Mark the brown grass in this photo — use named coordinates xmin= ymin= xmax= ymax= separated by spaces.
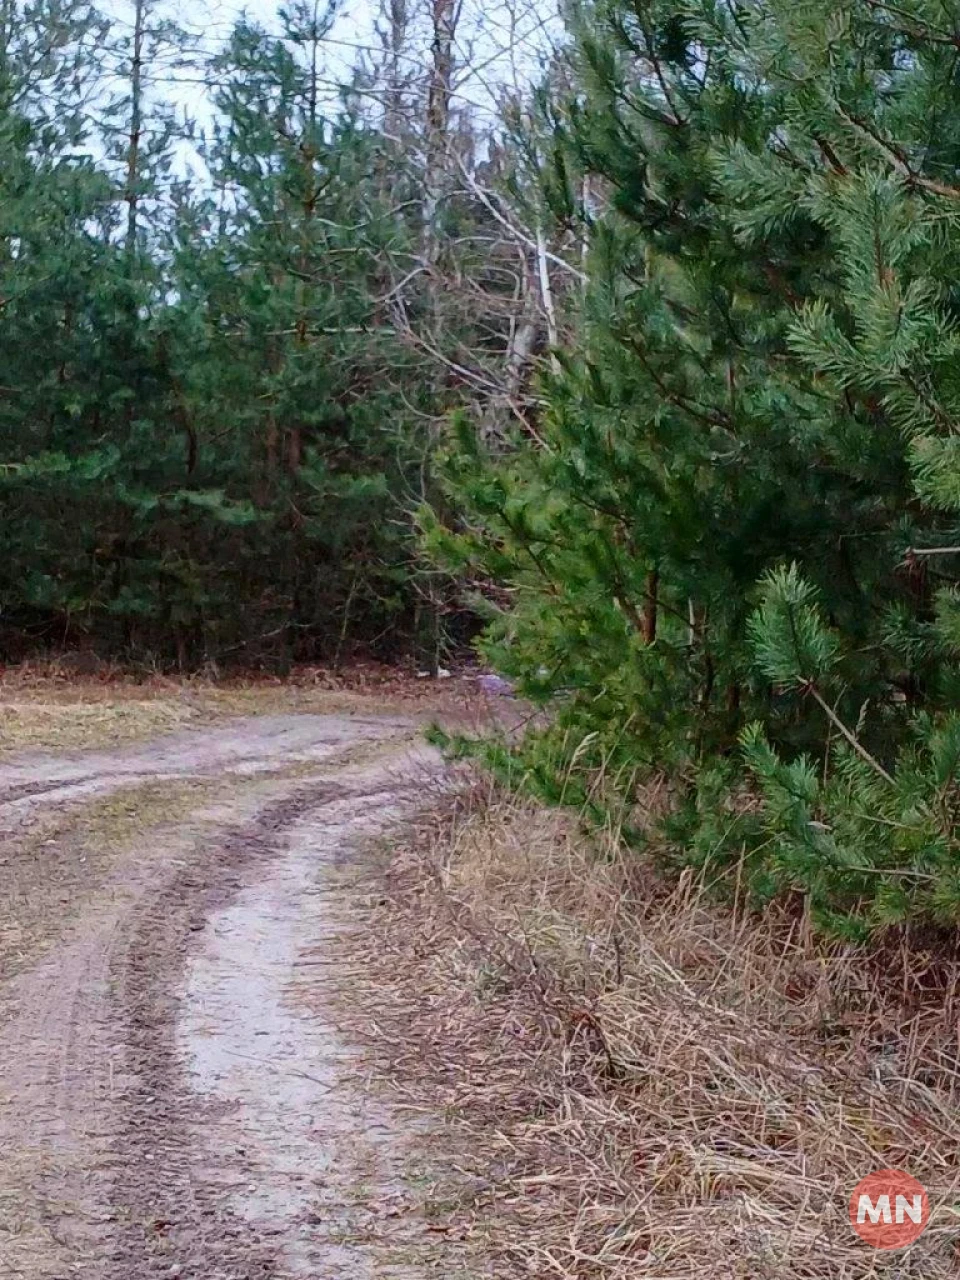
xmin=0 ymin=659 xmax=486 ymax=754
xmin=0 ymin=697 xmax=207 ymax=753
xmin=341 ymin=777 xmax=960 ymax=1278
xmin=0 ymin=777 xmax=220 ymax=979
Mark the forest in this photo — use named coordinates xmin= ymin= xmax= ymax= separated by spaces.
xmin=0 ymin=0 xmax=520 ymax=670
xmin=7 ymin=0 xmax=960 ymax=933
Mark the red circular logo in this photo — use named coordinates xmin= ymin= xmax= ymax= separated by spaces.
xmin=849 ymin=1169 xmax=929 ymax=1249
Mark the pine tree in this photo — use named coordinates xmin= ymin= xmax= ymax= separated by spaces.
xmin=429 ymin=0 xmax=960 ymax=932
xmin=0 ymin=0 xmax=453 ymax=667
xmin=0 ymin=0 xmax=124 ymax=650
xmin=160 ymin=6 xmax=434 ymax=665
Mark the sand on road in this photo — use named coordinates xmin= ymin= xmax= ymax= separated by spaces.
xmin=0 ymin=711 xmax=448 ymax=1279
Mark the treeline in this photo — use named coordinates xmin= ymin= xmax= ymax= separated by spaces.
xmin=0 ymin=0 xmax=532 ymax=668
xmin=428 ymin=0 xmax=960 ymax=935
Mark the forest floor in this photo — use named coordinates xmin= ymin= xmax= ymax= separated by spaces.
xmin=361 ymin=793 xmax=960 ymax=1279
xmin=0 ymin=669 xmax=493 ymax=1279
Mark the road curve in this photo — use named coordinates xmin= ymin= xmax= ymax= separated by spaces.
xmin=0 ymin=712 xmax=445 ymax=1279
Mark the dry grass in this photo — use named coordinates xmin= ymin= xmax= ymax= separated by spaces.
xmin=341 ymin=778 xmax=960 ymax=1278
xmin=0 ymin=697 xmax=206 ymax=754
xmin=0 ymin=659 xmax=486 ymax=754
xmin=0 ymin=777 xmax=220 ymax=978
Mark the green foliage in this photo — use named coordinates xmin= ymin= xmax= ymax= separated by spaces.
xmin=0 ymin=0 xmax=437 ymax=667
xmin=429 ymin=0 xmax=960 ymax=934
xmin=731 ymin=712 xmax=960 ymax=937
xmin=748 ymin=566 xmax=839 ymax=690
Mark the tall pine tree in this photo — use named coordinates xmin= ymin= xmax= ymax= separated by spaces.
xmin=428 ymin=0 xmax=960 ymax=934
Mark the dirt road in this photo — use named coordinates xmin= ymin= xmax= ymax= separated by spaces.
xmin=0 ymin=712 xmax=448 ymax=1278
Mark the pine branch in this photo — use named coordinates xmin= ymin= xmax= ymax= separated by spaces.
xmin=804 ymin=683 xmax=895 ymax=786
xmin=833 ymin=103 xmax=960 ymax=201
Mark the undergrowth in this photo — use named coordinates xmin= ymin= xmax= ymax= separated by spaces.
xmin=348 ymin=776 xmax=960 ymax=1277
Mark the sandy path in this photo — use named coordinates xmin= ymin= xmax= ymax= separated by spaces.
xmin=0 ymin=713 xmax=445 ymax=1278
xmin=0 ymin=713 xmax=411 ymax=817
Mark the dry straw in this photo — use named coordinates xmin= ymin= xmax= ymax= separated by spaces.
xmin=344 ymin=769 xmax=960 ymax=1278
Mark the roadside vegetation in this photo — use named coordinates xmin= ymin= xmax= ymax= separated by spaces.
xmin=346 ymin=782 xmax=960 ymax=1277
xmin=0 ymin=661 xmax=480 ymax=753
xmin=426 ymin=0 xmax=960 ymax=939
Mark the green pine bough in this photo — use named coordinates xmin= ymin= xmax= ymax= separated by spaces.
xmin=427 ymin=0 xmax=960 ymax=937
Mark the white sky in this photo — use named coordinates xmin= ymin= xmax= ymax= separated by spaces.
xmin=122 ymin=0 xmax=561 ymax=130
xmin=89 ymin=0 xmax=561 ymax=203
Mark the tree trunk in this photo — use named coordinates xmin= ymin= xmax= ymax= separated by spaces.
xmin=124 ymin=0 xmax=145 ymax=261
xmin=642 ymin=569 xmax=659 ymax=645
xmin=423 ymin=0 xmax=456 ymax=255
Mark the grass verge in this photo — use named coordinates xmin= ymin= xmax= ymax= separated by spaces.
xmin=339 ymin=777 xmax=960 ymax=1278
xmin=0 ymin=659 xmax=485 ymax=754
